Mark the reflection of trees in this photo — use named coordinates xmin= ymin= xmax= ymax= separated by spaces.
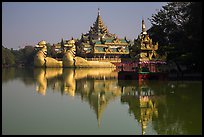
xmin=2 ymin=67 xmax=35 ymax=85
xmin=18 ymin=68 xmax=35 ymax=86
xmin=2 ymin=68 xmax=15 ymax=83
xmin=120 ymin=80 xmax=202 ymax=135
xmin=153 ymin=81 xmax=202 ymax=135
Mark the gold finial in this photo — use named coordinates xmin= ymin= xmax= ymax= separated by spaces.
xmin=142 ymin=18 xmax=146 ymax=32
xmin=98 ymin=8 xmax=100 ymax=16
xmin=141 ymin=18 xmax=147 ymax=35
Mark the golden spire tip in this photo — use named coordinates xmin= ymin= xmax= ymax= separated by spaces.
xmin=98 ymin=8 xmax=100 ymax=15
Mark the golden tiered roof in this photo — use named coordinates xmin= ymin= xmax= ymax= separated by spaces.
xmin=131 ymin=19 xmax=164 ymax=62
xmin=75 ymin=8 xmax=130 ymax=58
xmin=139 ymin=19 xmax=157 ymax=50
xmin=87 ymin=8 xmax=116 ymax=40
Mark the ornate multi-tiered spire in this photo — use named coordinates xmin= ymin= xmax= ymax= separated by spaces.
xmin=96 ymin=9 xmax=107 ymax=32
xmin=88 ymin=8 xmax=115 ymax=40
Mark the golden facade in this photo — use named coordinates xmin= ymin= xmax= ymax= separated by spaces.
xmin=34 ymin=9 xmax=165 ymax=68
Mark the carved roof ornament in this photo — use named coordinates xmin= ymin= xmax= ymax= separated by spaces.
xmin=35 ymin=40 xmax=47 ymax=48
xmin=113 ymin=37 xmax=121 ymax=43
xmin=141 ymin=18 xmax=147 ymax=35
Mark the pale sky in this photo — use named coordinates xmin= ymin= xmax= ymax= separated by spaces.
xmin=2 ymin=2 xmax=167 ymax=49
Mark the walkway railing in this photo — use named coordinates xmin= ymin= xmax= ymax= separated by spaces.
xmin=85 ymin=58 xmax=121 ymax=62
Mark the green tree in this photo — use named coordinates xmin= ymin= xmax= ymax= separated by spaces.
xmin=148 ymin=2 xmax=202 ymax=72
xmin=46 ymin=43 xmax=52 ymax=57
xmin=2 ymin=46 xmax=15 ymax=66
xmin=10 ymin=45 xmax=36 ymax=67
xmin=61 ymin=38 xmax=64 ymax=47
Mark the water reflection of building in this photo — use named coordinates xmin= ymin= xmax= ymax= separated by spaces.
xmin=76 ymin=78 xmax=121 ymax=127
xmin=34 ymin=68 xmax=168 ymax=132
xmin=4 ymin=67 xmax=201 ymax=134
xmin=34 ymin=68 xmax=47 ymax=96
xmin=34 ymin=67 xmax=120 ymax=126
xmin=62 ymin=69 xmax=76 ymax=96
xmin=119 ymin=80 xmax=166 ymax=135
xmin=34 ymin=68 xmax=118 ymax=95
xmin=34 ymin=68 xmax=63 ymax=95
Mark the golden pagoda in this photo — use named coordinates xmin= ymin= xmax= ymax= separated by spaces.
xmin=128 ymin=19 xmax=167 ymax=73
xmin=131 ymin=19 xmax=162 ymax=62
xmin=75 ymin=8 xmax=130 ymax=59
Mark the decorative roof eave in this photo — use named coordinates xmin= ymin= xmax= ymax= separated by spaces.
xmin=94 ymin=44 xmax=108 ymax=47
xmin=94 ymin=51 xmax=129 ymax=54
xmin=105 ymin=42 xmax=128 ymax=45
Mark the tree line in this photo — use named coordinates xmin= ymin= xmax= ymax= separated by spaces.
xmin=147 ymin=2 xmax=202 ymax=72
xmin=2 ymin=43 xmax=52 ymax=67
xmin=2 ymin=45 xmax=36 ymax=67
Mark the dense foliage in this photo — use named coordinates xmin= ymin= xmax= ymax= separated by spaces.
xmin=2 ymin=46 xmax=15 ymax=66
xmin=2 ymin=45 xmax=37 ymax=67
xmin=2 ymin=43 xmax=53 ymax=67
xmin=147 ymin=2 xmax=202 ymax=72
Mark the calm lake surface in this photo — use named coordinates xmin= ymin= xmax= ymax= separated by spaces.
xmin=2 ymin=67 xmax=202 ymax=135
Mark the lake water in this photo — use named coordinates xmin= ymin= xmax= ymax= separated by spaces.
xmin=2 ymin=67 xmax=202 ymax=135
